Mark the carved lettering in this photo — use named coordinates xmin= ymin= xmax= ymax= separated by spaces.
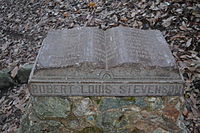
xmin=134 ymin=85 xmax=140 ymax=93
xmin=119 ymin=85 xmax=126 ymax=94
xmin=30 ymin=83 xmax=183 ymax=96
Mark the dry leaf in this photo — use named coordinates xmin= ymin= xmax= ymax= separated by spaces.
xmin=2 ymin=42 xmax=10 ymax=51
xmin=11 ymin=66 xmax=19 ymax=78
xmin=63 ymin=12 xmax=69 ymax=17
xmin=183 ymin=107 xmax=189 ymax=117
xmin=162 ymin=16 xmax=175 ymax=27
xmin=88 ymin=2 xmax=96 ymax=8
xmin=179 ymin=22 xmax=188 ymax=31
xmin=121 ymin=17 xmax=128 ymax=22
xmin=186 ymin=38 xmax=192 ymax=47
xmin=15 ymin=103 xmax=25 ymax=112
xmin=192 ymin=11 xmax=200 ymax=18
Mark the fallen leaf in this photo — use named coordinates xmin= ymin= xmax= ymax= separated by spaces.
xmin=88 ymin=2 xmax=96 ymax=8
xmin=121 ymin=17 xmax=128 ymax=22
xmin=186 ymin=38 xmax=192 ymax=47
xmin=2 ymin=42 xmax=10 ymax=51
xmin=183 ymin=107 xmax=189 ymax=117
xmin=179 ymin=22 xmax=188 ymax=31
xmin=63 ymin=12 xmax=69 ymax=17
xmin=192 ymin=11 xmax=200 ymax=18
xmin=162 ymin=16 xmax=175 ymax=27
xmin=15 ymin=103 xmax=25 ymax=112
xmin=11 ymin=66 xmax=19 ymax=78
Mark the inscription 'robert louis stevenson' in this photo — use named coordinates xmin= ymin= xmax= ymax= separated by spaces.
xmin=30 ymin=83 xmax=183 ymax=96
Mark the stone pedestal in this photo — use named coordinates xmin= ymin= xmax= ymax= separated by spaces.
xmin=19 ymin=27 xmax=186 ymax=133
xmin=18 ymin=96 xmax=187 ymax=133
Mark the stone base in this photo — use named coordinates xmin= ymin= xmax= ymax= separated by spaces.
xmin=18 ymin=96 xmax=187 ymax=133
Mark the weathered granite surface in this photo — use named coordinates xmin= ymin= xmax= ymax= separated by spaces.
xmin=18 ymin=96 xmax=187 ymax=133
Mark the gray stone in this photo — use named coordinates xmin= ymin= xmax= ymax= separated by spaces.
xmin=97 ymin=111 xmax=127 ymax=132
xmin=33 ymin=97 xmax=71 ymax=119
xmin=0 ymin=71 xmax=14 ymax=89
xmin=29 ymin=26 xmax=184 ymax=96
xmin=147 ymin=97 xmax=164 ymax=110
xmin=134 ymin=97 xmax=148 ymax=108
xmin=16 ymin=64 xmax=33 ymax=83
xmin=17 ymin=105 xmax=68 ymax=133
xmin=99 ymin=97 xmax=136 ymax=111
xmin=68 ymin=120 xmax=79 ymax=129
xmin=74 ymin=98 xmax=96 ymax=116
xmin=19 ymin=115 xmax=63 ymax=133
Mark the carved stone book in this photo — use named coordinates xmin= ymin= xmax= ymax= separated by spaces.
xmin=29 ymin=26 xmax=184 ymax=96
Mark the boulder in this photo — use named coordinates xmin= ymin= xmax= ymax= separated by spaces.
xmin=16 ymin=64 xmax=33 ymax=84
xmin=0 ymin=71 xmax=14 ymax=90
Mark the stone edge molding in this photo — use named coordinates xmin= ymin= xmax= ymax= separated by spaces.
xmin=29 ymin=82 xmax=184 ymax=96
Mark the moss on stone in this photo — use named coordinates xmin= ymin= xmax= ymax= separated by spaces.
xmin=78 ymin=126 xmax=103 ymax=133
xmin=130 ymin=128 xmax=145 ymax=133
xmin=122 ymin=97 xmax=136 ymax=101
xmin=95 ymin=99 xmax=101 ymax=105
xmin=86 ymin=96 xmax=102 ymax=105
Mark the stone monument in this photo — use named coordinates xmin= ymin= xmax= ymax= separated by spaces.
xmin=29 ymin=26 xmax=183 ymax=96
xmin=18 ymin=26 xmax=186 ymax=133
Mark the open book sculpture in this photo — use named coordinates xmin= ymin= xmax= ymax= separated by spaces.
xmin=29 ymin=26 xmax=184 ymax=96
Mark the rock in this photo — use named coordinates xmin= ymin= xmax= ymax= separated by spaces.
xmin=147 ymin=97 xmax=164 ymax=110
xmin=162 ymin=105 xmax=180 ymax=122
xmin=68 ymin=120 xmax=79 ymax=129
xmin=33 ymin=97 xmax=71 ymax=119
xmin=18 ymin=112 xmax=64 ymax=133
xmin=86 ymin=115 xmax=95 ymax=124
xmin=78 ymin=126 xmax=103 ymax=133
xmin=99 ymin=97 xmax=136 ymax=112
xmin=16 ymin=64 xmax=33 ymax=84
xmin=134 ymin=97 xmax=148 ymax=109
xmin=97 ymin=111 xmax=127 ymax=132
xmin=0 ymin=71 xmax=14 ymax=89
xmin=19 ymin=96 xmax=186 ymax=133
xmin=74 ymin=98 xmax=97 ymax=116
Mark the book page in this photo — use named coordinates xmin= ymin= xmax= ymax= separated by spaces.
xmin=118 ymin=26 xmax=152 ymax=66
xmin=106 ymin=26 xmax=176 ymax=67
xmin=38 ymin=27 xmax=106 ymax=68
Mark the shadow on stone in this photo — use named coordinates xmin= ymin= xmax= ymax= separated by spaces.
xmin=78 ymin=126 xmax=103 ymax=133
